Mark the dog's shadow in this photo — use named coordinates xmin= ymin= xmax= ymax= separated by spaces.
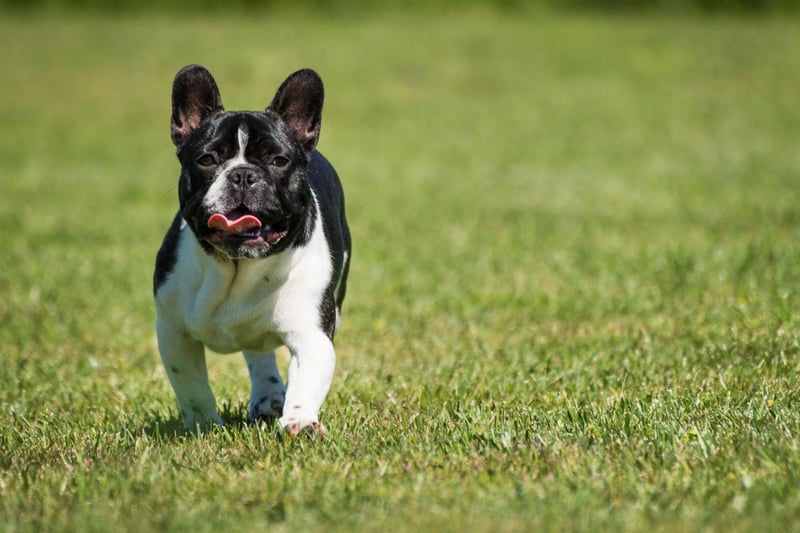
xmin=138 ymin=401 xmax=280 ymax=441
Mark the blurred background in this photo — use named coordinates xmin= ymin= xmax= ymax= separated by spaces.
xmin=1 ymin=0 xmax=798 ymax=13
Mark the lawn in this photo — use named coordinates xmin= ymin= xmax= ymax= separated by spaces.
xmin=1 ymin=7 xmax=799 ymax=532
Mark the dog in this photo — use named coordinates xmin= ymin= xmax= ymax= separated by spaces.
xmin=153 ymin=65 xmax=350 ymax=436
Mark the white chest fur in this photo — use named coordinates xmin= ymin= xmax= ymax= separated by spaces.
xmin=155 ymin=208 xmax=333 ymax=354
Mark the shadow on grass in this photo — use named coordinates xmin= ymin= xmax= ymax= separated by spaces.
xmin=138 ymin=401 xmax=281 ymax=440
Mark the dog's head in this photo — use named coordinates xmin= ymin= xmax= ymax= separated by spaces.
xmin=170 ymin=65 xmax=324 ymax=260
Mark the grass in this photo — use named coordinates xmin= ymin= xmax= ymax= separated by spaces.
xmin=1 ymin=7 xmax=799 ymax=532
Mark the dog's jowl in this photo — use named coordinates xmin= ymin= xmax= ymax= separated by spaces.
xmin=153 ymin=65 xmax=350 ymax=436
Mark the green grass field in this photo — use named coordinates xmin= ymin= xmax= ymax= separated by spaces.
xmin=1 ymin=8 xmax=799 ymax=532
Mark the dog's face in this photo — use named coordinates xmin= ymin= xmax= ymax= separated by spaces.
xmin=170 ymin=65 xmax=324 ymax=259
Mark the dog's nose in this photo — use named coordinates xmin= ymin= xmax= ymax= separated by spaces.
xmin=227 ymin=168 xmax=259 ymax=187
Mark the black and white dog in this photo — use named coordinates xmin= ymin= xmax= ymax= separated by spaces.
xmin=153 ymin=65 xmax=350 ymax=436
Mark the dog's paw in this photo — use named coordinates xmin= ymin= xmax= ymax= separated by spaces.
xmin=181 ymin=407 xmax=224 ymax=432
xmin=248 ymin=388 xmax=286 ymax=422
xmin=279 ymin=403 xmax=325 ymax=436
xmin=283 ymin=420 xmax=327 ymax=437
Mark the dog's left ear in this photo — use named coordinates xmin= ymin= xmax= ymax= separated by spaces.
xmin=267 ymin=69 xmax=324 ymax=153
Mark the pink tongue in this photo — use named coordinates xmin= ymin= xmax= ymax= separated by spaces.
xmin=208 ymin=213 xmax=262 ymax=234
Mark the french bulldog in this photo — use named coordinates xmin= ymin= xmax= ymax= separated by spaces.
xmin=153 ymin=65 xmax=350 ymax=436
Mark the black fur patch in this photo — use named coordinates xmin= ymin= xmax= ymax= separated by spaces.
xmin=305 ymin=151 xmax=351 ymax=338
xmin=153 ymin=213 xmax=184 ymax=294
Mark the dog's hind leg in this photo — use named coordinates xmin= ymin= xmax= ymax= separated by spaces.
xmin=244 ymin=350 xmax=286 ymax=421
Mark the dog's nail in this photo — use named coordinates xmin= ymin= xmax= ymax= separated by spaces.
xmin=284 ymin=421 xmax=327 ymax=437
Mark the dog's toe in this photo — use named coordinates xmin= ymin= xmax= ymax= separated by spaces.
xmin=285 ymin=421 xmax=327 ymax=437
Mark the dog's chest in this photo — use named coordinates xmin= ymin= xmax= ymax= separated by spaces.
xmin=157 ymin=223 xmax=331 ymax=354
xmin=188 ymin=280 xmax=284 ymax=353
xmin=178 ymin=258 xmax=288 ymax=353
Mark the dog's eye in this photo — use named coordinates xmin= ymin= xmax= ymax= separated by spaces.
xmin=196 ymin=154 xmax=218 ymax=167
xmin=270 ymin=155 xmax=290 ymax=168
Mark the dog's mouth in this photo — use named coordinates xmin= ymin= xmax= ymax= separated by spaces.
xmin=205 ymin=208 xmax=290 ymax=248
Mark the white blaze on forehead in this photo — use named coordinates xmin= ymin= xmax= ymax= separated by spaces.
xmin=237 ymin=125 xmax=249 ymax=156
xmin=202 ymin=123 xmax=250 ymax=211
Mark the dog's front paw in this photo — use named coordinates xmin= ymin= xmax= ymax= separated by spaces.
xmin=278 ymin=391 xmax=328 ymax=437
xmin=283 ymin=420 xmax=327 ymax=437
xmin=280 ymin=408 xmax=326 ymax=436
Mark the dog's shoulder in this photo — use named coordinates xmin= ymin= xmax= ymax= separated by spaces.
xmin=305 ymin=150 xmax=351 ymax=337
xmin=153 ymin=212 xmax=185 ymax=295
xmin=306 ymin=151 xmax=343 ymax=210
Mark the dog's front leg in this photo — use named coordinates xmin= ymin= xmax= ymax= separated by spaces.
xmin=156 ymin=319 xmax=223 ymax=430
xmin=279 ymin=331 xmax=336 ymax=436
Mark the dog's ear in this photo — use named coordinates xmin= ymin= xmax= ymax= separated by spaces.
xmin=267 ymin=69 xmax=324 ymax=153
xmin=171 ymin=65 xmax=224 ymax=148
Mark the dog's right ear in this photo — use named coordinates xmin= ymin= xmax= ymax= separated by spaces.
xmin=171 ymin=65 xmax=224 ymax=148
